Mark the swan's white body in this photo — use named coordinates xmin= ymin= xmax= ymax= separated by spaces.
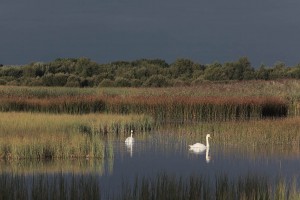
xmin=189 ymin=134 xmax=211 ymax=153
xmin=125 ymin=130 xmax=134 ymax=144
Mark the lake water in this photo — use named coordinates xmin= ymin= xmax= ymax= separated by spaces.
xmin=103 ymin=133 xmax=300 ymax=186
xmin=1 ymin=131 xmax=300 ymax=198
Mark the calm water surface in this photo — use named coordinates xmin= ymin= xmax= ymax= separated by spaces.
xmin=1 ymin=131 xmax=300 ymax=197
xmin=102 ymin=133 xmax=300 ymax=186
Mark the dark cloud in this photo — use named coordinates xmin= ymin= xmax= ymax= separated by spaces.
xmin=1 ymin=0 xmax=300 ymax=66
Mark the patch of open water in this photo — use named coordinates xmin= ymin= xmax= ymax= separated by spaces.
xmin=99 ymin=133 xmax=300 ymax=195
xmin=1 ymin=132 xmax=299 ymax=198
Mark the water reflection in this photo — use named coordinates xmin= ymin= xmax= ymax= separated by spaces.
xmin=0 ymin=159 xmax=111 ymax=175
xmin=125 ymin=142 xmax=133 ymax=157
xmin=1 ymin=131 xmax=300 ymax=197
xmin=189 ymin=146 xmax=211 ymax=163
xmin=117 ymin=132 xmax=299 ymax=180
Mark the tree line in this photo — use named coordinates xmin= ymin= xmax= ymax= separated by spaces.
xmin=1 ymin=57 xmax=300 ymax=87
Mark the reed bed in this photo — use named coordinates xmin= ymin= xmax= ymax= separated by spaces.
xmin=172 ymin=116 xmax=300 ymax=158
xmin=1 ymin=81 xmax=298 ymax=121
xmin=0 ymin=85 xmax=96 ymax=98
xmin=0 ymin=112 xmax=153 ymax=160
xmin=0 ymin=95 xmax=288 ymax=122
xmin=0 ymin=173 xmax=298 ymax=200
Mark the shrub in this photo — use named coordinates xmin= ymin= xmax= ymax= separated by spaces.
xmin=99 ymin=79 xmax=115 ymax=87
xmin=143 ymin=75 xmax=170 ymax=87
xmin=115 ymin=77 xmax=131 ymax=87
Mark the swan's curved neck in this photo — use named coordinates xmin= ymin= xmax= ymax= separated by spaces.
xmin=131 ymin=133 xmax=133 ymax=138
xmin=206 ymin=136 xmax=210 ymax=148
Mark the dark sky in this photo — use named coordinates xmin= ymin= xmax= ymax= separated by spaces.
xmin=1 ymin=0 xmax=300 ymax=67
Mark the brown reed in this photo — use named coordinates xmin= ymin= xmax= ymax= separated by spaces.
xmin=0 ymin=94 xmax=289 ymax=123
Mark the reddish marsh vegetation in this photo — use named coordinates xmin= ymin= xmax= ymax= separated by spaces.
xmin=0 ymin=94 xmax=288 ymax=122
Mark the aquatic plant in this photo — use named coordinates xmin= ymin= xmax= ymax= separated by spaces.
xmin=0 ymin=173 xmax=298 ymax=200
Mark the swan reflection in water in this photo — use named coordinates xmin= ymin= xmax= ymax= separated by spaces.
xmin=125 ymin=142 xmax=133 ymax=157
xmin=189 ymin=145 xmax=211 ymax=163
xmin=189 ymin=134 xmax=211 ymax=163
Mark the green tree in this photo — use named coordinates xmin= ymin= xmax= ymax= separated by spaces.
xmin=256 ymin=65 xmax=270 ymax=80
xmin=269 ymin=62 xmax=288 ymax=79
xmin=170 ymin=58 xmax=195 ymax=79
xmin=114 ymin=77 xmax=131 ymax=87
xmin=65 ymin=75 xmax=81 ymax=87
xmin=143 ymin=75 xmax=170 ymax=87
xmin=203 ymin=62 xmax=228 ymax=81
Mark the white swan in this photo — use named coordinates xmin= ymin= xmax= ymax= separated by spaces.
xmin=189 ymin=134 xmax=211 ymax=153
xmin=125 ymin=130 xmax=134 ymax=144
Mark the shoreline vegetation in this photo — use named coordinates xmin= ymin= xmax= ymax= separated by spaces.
xmin=0 ymin=112 xmax=152 ymax=160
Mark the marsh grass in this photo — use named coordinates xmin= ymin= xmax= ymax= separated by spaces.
xmin=1 ymin=173 xmax=296 ymax=200
xmin=0 ymin=95 xmax=288 ymax=122
xmin=0 ymin=112 xmax=153 ymax=160
xmin=0 ymin=84 xmax=292 ymax=122
xmin=164 ymin=116 xmax=300 ymax=158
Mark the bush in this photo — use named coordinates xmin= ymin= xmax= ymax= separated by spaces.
xmin=115 ymin=77 xmax=131 ymax=87
xmin=99 ymin=79 xmax=115 ymax=87
xmin=143 ymin=75 xmax=170 ymax=87
xmin=0 ymin=79 xmax=7 ymax=85
xmin=65 ymin=75 xmax=81 ymax=87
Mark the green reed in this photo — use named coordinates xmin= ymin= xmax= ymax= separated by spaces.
xmin=0 ymin=173 xmax=298 ymax=200
xmin=0 ymin=112 xmax=153 ymax=160
xmin=166 ymin=116 xmax=300 ymax=158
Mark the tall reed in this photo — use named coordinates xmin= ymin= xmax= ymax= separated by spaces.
xmin=172 ymin=116 xmax=300 ymax=158
xmin=0 ymin=112 xmax=153 ymax=160
xmin=1 ymin=83 xmax=297 ymax=122
xmin=0 ymin=95 xmax=288 ymax=122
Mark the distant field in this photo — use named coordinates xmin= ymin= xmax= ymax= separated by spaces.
xmin=1 ymin=79 xmax=300 ymax=98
